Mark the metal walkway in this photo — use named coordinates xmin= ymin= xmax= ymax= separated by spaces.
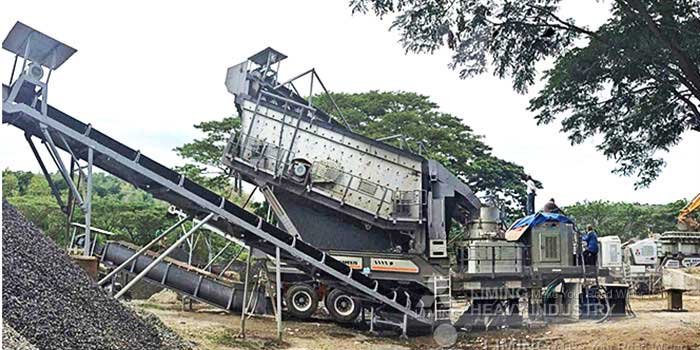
xmin=2 ymin=84 xmax=431 ymax=325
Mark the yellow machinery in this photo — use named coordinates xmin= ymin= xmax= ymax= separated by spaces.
xmin=678 ymin=193 xmax=700 ymax=231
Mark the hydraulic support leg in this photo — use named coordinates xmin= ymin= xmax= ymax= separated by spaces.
xmin=261 ymin=185 xmax=300 ymax=238
xmin=401 ymin=314 xmax=408 ymax=339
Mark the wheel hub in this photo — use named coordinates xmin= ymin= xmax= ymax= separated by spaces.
xmin=292 ymin=290 xmax=313 ymax=312
xmin=334 ymin=295 xmax=355 ymax=317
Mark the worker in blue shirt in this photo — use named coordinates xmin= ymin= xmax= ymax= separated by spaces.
xmin=581 ymin=225 xmax=599 ymax=266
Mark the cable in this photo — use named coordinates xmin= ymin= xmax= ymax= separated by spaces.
xmin=595 ymin=285 xmax=611 ymax=323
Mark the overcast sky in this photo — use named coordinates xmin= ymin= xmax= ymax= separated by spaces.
xmin=1 ymin=1 xmax=697 ymax=206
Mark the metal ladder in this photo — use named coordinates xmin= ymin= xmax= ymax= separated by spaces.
xmin=433 ymin=273 xmax=452 ymax=321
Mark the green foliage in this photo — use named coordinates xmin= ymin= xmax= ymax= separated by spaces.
xmin=173 ymin=117 xmax=240 ymax=193
xmin=2 ymin=169 xmax=35 ymax=194
xmin=3 ymin=169 xmax=175 ymax=248
xmin=350 ymin=0 xmax=700 ymax=187
xmin=6 ymin=194 xmax=68 ymax=245
xmin=2 ymin=167 xmax=254 ymax=267
xmin=2 ymin=170 xmax=19 ymax=196
xmin=313 ymin=91 xmax=532 ymax=219
xmin=2 ymin=115 xmax=254 ymax=268
xmin=564 ymin=199 xmax=687 ymax=241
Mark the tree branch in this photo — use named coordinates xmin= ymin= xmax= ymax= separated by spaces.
xmin=526 ymin=4 xmax=607 ymax=43
xmin=670 ymin=89 xmax=700 ymax=131
xmin=620 ymin=0 xmax=700 ymax=101
xmin=666 ymin=65 xmax=700 ymax=98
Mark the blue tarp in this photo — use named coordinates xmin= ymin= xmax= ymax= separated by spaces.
xmin=505 ymin=212 xmax=575 ymax=241
xmin=510 ymin=212 xmax=574 ymax=229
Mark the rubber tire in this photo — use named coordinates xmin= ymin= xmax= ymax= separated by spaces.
xmin=285 ymin=284 xmax=319 ymax=320
xmin=325 ymin=289 xmax=361 ymax=323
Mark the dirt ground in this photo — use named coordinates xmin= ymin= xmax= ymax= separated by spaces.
xmin=131 ymin=294 xmax=700 ymax=350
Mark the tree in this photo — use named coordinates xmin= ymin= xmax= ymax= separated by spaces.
xmin=2 ymin=169 xmax=19 ymax=197
xmin=26 ymin=174 xmax=52 ymax=196
xmin=350 ymin=0 xmax=700 ymax=187
xmin=313 ymin=91 xmax=533 ymax=219
xmin=564 ymin=199 xmax=687 ymax=241
xmin=4 ymin=170 xmax=176 ymax=247
xmin=174 ymin=117 xmax=240 ymax=193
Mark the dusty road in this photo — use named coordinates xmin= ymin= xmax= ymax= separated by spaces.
xmin=132 ymin=293 xmax=700 ymax=350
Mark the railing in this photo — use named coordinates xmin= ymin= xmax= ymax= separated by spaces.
xmin=226 ymin=131 xmax=424 ymax=223
xmin=455 ymin=243 xmax=531 ymax=277
xmin=229 ymin=131 xmax=293 ymax=178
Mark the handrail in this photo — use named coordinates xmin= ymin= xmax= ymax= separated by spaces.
xmin=230 ymin=132 xmax=425 ymax=222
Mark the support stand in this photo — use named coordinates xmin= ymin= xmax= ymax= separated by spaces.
xmin=666 ymin=289 xmax=686 ymax=312
xmin=84 ymin=147 xmax=93 ymax=257
xmin=97 ymin=215 xmax=191 ymax=286
xmin=401 ymin=314 xmax=408 ymax=339
xmin=275 ymin=246 xmax=283 ymax=341
xmin=114 ymin=213 xmax=214 ymax=299
xmin=238 ymin=247 xmax=254 ymax=338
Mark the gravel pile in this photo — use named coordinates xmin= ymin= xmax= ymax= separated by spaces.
xmin=2 ymin=200 xmax=188 ymax=350
xmin=148 ymin=289 xmax=180 ymax=304
xmin=3 ymin=322 xmax=39 ymax=350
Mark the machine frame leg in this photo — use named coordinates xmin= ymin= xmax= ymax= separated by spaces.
xmin=203 ymin=241 xmax=232 ymax=271
xmin=84 ymin=147 xmax=93 ymax=256
xmin=114 ymin=213 xmax=214 ymax=299
xmin=98 ymin=215 xmax=192 ymax=286
xmin=276 ymin=246 xmax=283 ymax=341
xmin=400 ymin=314 xmax=408 ymax=339
xmin=238 ymin=246 xmax=254 ymax=338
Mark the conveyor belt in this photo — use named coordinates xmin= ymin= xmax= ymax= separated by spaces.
xmin=2 ymin=83 xmax=431 ymax=325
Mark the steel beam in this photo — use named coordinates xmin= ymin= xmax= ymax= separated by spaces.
xmin=239 ymin=246 xmax=253 ymax=338
xmin=261 ymin=186 xmax=300 ymax=238
xmin=218 ymin=246 xmax=245 ymax=278
xmin=25 ymin=134 xmax=65 ymax=211
xmin=203 ymin=241 xmax=232 ymax=271
xmin=115 ymin=213 xmax=214 ymax=299
xmin=98 ymin=215 xmax=192 ymax=286
xmin=276 ymin=246 xmax=283 ymax=340
xmin=40 ymin=126 xmax=84 ymax=208
xmin=3 ymin=101 xmax=430 ymax=324
xmin=84 ymin=147 xmax=93 ymax=256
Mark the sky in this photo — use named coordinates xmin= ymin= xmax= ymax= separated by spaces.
xmin=1 ymin=1 xmax=697 ymax=206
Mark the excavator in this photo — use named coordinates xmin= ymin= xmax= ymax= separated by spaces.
xmin=677 ymin=193 xmax=700 ymax=232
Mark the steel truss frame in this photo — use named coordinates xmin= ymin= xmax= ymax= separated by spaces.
xmin=3 ymin=33 xmax=434 ymax=329
xmin=3 ymin=96 xmax=430 ymax=323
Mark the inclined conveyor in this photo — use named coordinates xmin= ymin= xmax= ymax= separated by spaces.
xmin=2 ymin=66 xmax=430 ymax=327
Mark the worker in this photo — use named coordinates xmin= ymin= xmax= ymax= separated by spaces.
xmin=525 ymin=175 xmax=537 ymax=215
xmin=581 ymin=225 xmax=599 ymax=266
xmin=542 ymin=198 xmax=561 ymax=214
